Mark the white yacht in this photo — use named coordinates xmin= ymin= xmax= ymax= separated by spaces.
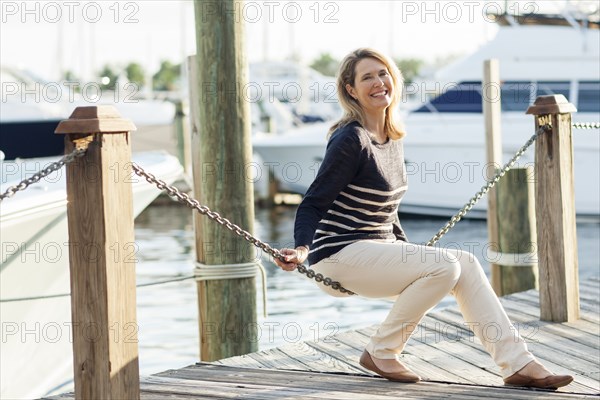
xmin=0 ymin=150 xmax=183 ymax=399
xmin=252 ymin=13 xmax=600 ymax=220
xmin=1 ymin=66 xmax=177 ymax=160
xmin=250 ymin=61 xmax=341 ymax=123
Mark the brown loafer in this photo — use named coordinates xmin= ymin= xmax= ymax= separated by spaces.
xmin=359 ymin=350 xmax=421 ymax=383
xmin=504 ymin=372 xmax=574 ymax=389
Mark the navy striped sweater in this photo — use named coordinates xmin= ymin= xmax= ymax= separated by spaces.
xmin=294 ymin=121 xmax=408 ymax=265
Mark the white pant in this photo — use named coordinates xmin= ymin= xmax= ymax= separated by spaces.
xmin=311 ymin=239 xmax=535 ymax=378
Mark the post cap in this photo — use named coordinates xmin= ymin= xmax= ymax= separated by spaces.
xmin=55 ymin=105 xmax=137 ymax=134
xmin=526 ymin=95 xmax=577 ymax=115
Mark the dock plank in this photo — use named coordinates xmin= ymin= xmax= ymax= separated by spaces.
xmin=218 ymin=280 xmax=600 ymax=395
xmin=154 ymin=364 xmax=597 ymax=400
xmin=45 ymin=278 xmax=600 ymax=399
xmin=427 ymin=306 xmax=599 ymax=393
xmin=349 ymin=326 xmax=495 ymax=385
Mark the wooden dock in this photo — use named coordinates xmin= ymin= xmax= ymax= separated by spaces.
xmin=48 ymin=277 xmax=599 ymax=399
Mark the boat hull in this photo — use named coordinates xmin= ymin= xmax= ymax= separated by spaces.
xmin=0 ymin=151 xmax=183 ymax=399
xmin=252 ymin=113 xmax=600 ymax=220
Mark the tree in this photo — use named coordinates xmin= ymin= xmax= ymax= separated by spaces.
xmin=310 ymin=53 xmax=339 ymax=77
xmin=98 ymin=65 xmax=119 ymax=91
xmin=61 ymin=70 xmax=80 ymax=93
xmin=62 ymin=70 xmax=79 ymax=82
xmin=394 ymin=58 xmax=424 ymax=85
xmin=125 ymin=62 xmax=146 ymax=88
xmin=152 ymin=60 xmax=181 ymax=91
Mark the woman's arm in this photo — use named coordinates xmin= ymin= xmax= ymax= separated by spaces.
xmin=293 ymin=128 xmax=364 ymax=250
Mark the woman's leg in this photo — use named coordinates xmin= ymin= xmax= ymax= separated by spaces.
xmin=311 ymin=240 xmax=461 ymax=359
xmin=312 ymin=241 xmax=571 ymax=387
xmin=443 ymin=248 xmax=535 ymax=378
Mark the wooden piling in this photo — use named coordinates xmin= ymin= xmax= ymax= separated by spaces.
xmin=173 ymin=99 xmax=191 ymax=175
xmin=191 ymin=0 xmax=257 ymax=360
xmin=495 ymin=167 xmax=538 ymax=295
xmin=526 ymin=95 xmax=580 ymax=322
xmin=482 ymin=59 xmax=503 ymax=294
xmin=55 ymin=106 xmax=140 ymax=399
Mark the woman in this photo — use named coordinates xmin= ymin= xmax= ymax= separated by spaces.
xmin=274 ymin=48 xmax=573 ymax=389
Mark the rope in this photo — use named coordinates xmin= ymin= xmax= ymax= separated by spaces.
xmin=486 ymin=249 xmax=538 ymax=267
xmin=0 ymin=275 xmax=196 ymax=303
xmin=136 ymin=275 xmax=196 ymax=288
xmin=195 ymin=261 xmax=268 ymax=317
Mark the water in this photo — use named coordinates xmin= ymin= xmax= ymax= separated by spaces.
xmin=133 ymin=202 xmax=600 ymax=377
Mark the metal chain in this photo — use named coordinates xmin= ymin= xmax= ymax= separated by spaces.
xmin=572 ymin=122 xmax=600 ymax=129
xmin=0 ymin=148 xmax=87 ymax=202
xmin=426 ymin=124 xmax=551 ymax=246
xmin=132 ymin=124 xmax=552 ymax=294
xmin=131 ymin=164 xmax=356 ymax=295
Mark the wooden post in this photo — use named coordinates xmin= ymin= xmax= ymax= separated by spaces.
xmin=495 ymin=167 xmax=538 ymax=295
xmin=482 ymin=59 xmax=503 ymax=294
xmin=526 ymin=95 xmax=580 ymax=322
xmin=55 ymin=106 xmax=140 ymax=399
xmin=192 ymin=0 xmax=257 ymax=360
xmin=174 ymin=99 xmax=191 ymax=176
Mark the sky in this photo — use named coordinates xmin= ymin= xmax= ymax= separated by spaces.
xmin=0 ymin=0 xmax=596 ymax=82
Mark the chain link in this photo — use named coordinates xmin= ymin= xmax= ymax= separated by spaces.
xmin=132 ymin=125 xmax=552 ymax=294
xmin=425 ymin=125 xmax=550 ymax=246
xmin=0 ymin=148 xmax=87 ymax=202
xmin=572 ymin=122 xmax=600 ymax=130
xmin=131 ymin=164 xmax=356 ymax=295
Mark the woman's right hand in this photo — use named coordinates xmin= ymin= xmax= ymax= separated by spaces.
xmin=274 ymin=246 xmax=309 ymax=271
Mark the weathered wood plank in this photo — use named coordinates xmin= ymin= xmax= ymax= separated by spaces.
xmin=153 ymin=364 xmax=596 ymax=399
xmin=417 ymin=314 xmax=501 ymax=374
xmin=500 ymin=299 xmax=600 ymax=350
xmin=501 ymin=292 xmax=599 ymax=332
xmin=334 ymin=326 xmax=478 ymax=384
xmin=509 ymin=291 xmax=599 ymax=323
xmin=577 ymin=284 xmax=600 ymax=306
xmin=45 ymin=282 xmax=600 ymax=399
xmin=212 ymin=353 xmax=265 ymax=368
xmin=579 ymin=278 xmax=600 ymax=290
xmin=428 ymin=308 xmax=599 ymax=393
xmin=301 ymin=328 xmax=474 ymax=384
xmin=277 ymin=341 xmax=365 ymax=374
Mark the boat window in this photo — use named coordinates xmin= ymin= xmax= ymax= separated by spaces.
xmin=501 ymin=81 xmax=534 ymax=111
xmin=414 ymin=82 xmax=482 ymax=113
xmin=577 ymin=81 xmax=600 ymax=112
xmin=537 ymin=81 xmax=571 ymax=101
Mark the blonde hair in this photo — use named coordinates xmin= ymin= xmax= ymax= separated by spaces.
xmin=328 ymin=48 xmax=405 ymax=140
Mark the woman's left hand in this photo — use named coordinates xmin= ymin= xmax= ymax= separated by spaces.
xmin=274 ymin=246 xmax=309 ymax=271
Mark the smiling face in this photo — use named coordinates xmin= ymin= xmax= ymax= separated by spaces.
xmin=345 ymin=57 xmax=394 ymax=113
